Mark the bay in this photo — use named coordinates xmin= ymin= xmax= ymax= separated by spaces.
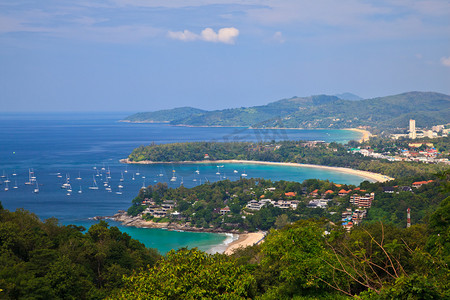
xmin=0 ymin=112 xmax=364 ymax=253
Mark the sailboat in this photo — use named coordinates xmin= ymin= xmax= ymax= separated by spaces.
xmin=89 ymin=176 xmax=99 ymax=190
xmin=233 ymin=170 xmax=238 ymax=174
xmin=241 ymin=169 xmax=248 ymax=177
xmin=170 ymin=169 xmax=177 ymax=182
xmin=136 ymin=169 xmax=140 ymax=176
xmin=12 ymin=170 xmax=17 ymax=176
xmin=4 ymin=176 xmax=10 ymax=183
xmin=33 ymin=181 xmax=39 ymax=193
xmin=1 ymin=170 xmax=6 ymax=178
xmin=78 ymin=186 xmax=82 ymax=194
xmin=132 ymin=173 xmax=135 ymax=180
xmin=116 ymin=186 xmax=123 ymax=195
xmin=120 ymin=172 xmax=124 ymax=182
xmin=25 ymin=169 xmax=32 ymax=185
xmin=4 ymin=181 xmax=9 ymax=191
xmin=124 ymin=166 xmax=128 ymax=173
xmin=61 ymin=174 xmax=70 ymax=189
xmin=107 ymin=167 xmax=111 ymax=179
xmin=195 ymin=167 xmax=200 ymax=175
xmin=76 ymin=172 xmax=82 ymax=180
xmin=67 ymin=184 xmax=72 ymax=193
xmin=216 ymin=166 xmax=220 ymax=175
xmin=13 ymin=180 xmax=18 ymax=189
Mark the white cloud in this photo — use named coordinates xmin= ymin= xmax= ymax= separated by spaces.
xmin=272 ymin=31 xmax=285 ymax=43
xmin=441 ymin=56 xmax=450 ymax=67
xmin=168 ymin=27 xmax=239 ymax=44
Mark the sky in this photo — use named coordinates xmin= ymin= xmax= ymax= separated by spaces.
xmin=0 ymin=0 xmax=449 ymax=112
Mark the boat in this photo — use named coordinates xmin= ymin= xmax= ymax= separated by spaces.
xmin=33 ymin=181 xmax=39 ymax=193
xmin=216 ymin=166 xmax=220 ymax=175
xmin=136 ymin=169 xmax=140 ymax=176
xmin=132 ymin=174 xmax=135 ymax=180
xmin=0 ymin=170 xmax=5 ymax=178
xmin=241 ymin=169 xmax=247 ymax=177
xmin=116 ymin=186 xmax=123 ymax=195
xmin=118 ymin=184 xmax=123 ymax=189
xmin=105 ymin=186 xmax=112 ymax=192
xmin=61 ymin=174 xmax=71 ymax=189
xmin=107 ymin=167 xmax=111 ymax=179
xmin=195 ymin=168 xmax=200 ymax=174
xmin=76 ymin=172 xmax=82 ymax=180
xmin=89 ymin=176 xmax=99 ymax=190
xmin=234 ymin=170 xmax=238 ymax=174
xmin=13 ymin=180 xmax=18 ymax=189
xmin=180 ymin=177 xmax=184 ymax=186
xmin=4 ymin=181 xmax=9 ymax=191
xmin=67 ymin=184 xmax=72 ymax=193
xmin=120 ymin=172 xmax=124 ymax=182
xmin=78 ymin=186 xmax=82 ymax=194
xmin=170 ymin=169 xmax=177 ymax=182
xmin=25 ymin=169 xmax=32 ymax=185
xmin=4 ymin=176 xmax=10 ymax=183
xmin=12 ymin=170 xmax=17 ymax=176
xmin=124 ymin=166 xmax=128 ymax=173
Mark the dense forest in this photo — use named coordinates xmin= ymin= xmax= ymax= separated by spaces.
xmin=124 ymin=91 xmax=450 ymax=130
xmin=0 ymin=204 xmax=160 ymax=299
xmin=128 ymin=138 xmax=449 ymax=179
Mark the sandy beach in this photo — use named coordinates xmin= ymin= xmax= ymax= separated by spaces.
xmin=345 ymin=128 xmax=371 ymax=142
xmin=121 ymin=158 xmax=394 ymax=182
xmin=224 ymin=231 xmax=266 ymax=255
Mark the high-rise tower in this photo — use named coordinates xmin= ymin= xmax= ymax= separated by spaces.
xmin=409 ymin=119 xmax=416 ymax=139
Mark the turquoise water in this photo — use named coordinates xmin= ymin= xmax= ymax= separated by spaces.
xmin=0 ymin=113 xmax=364 ymax=253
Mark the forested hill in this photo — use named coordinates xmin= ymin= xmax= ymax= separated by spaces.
xmin=122 ymin=91 xmax=450 ymax=129
xmin=122 ymin=107 xmax=206 ymax=123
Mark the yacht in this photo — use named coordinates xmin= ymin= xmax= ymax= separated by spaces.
xmin=33 ymin=181 xmax=39 ymax=194
xmin=61 ymin=174 xmax=71 ymax=189
xmin=13 ymin=180 xmax=18 ymax=189
xmin=78 ymin=186 xmax=82 ymax=194
xmin=76 ymin=172 xmax=82 ymax=180
xmin=89 ymin=176 xmax=99 ymax=190
xmin=120 ymin=172 xmax=124 ymax=182
xmin=170 ymin=169 xmax=177 ymax=182
xmin=241 ymin=169 xmax=248 ymax=177
xmin=4 ymin=181 xmax=9 ymax=191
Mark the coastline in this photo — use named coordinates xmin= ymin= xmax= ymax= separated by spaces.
xmin=120 ymin=158 xmax=394 ymax=182
xmin=345 ymin=128 xmax=371 ymax=142
xmin=101 ymin=211 xmax=265 ymax=255
xmin=224 ymin=231 xmax=266 ymax=255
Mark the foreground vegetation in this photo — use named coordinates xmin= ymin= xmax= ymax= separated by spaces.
xmin=0 ymin=204 xmax=160 ymax=299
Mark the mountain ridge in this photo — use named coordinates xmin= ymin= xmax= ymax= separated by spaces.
xmin=123 ymin=91 xmax=450 ymax=129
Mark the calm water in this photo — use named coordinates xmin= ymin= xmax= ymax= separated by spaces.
xmin=0 ymin=112 xmax=364 ymax=253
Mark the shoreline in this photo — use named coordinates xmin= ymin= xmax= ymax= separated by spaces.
xmin=120 ymin=158 xmax=394 ymax=182
xmin=101 ymin=211 xmax=262 ymax=255
xmin=224 ymin=231 xmax=266 ymax=255
xmin=345 ymin=128 xmax=371 ymax=142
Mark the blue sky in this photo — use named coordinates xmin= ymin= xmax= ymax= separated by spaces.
xmin=0 ymin=0 xmax=449 ymax=112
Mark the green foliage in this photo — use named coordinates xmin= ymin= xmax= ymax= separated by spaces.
xmin=0 ymin=207 xmax=161 ymax=299
xmin=111 ymin=248 xmax=256 ymax=299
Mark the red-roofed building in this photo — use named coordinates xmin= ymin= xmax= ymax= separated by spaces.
xmin=220 ymin=206 xmax=231 ymax=215
xmin=338 ymin=189 xmax=351 ymax=196
xmin=285 ymin=192 xmax=297 ymax=197
xmin=324 ymin=190 xmax=334 ymax=195
xmin=310 ymin=189 xmax=319 ymax=197
xmin=412 ymin=181 xmax=432 ymax=188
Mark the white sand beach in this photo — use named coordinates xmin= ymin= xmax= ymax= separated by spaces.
xmin=224 ymin=231 xmax=266 ymax=255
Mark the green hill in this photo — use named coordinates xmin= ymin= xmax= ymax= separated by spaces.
xmin=123 ymin=92 xmax=449 ymax=129
xmin=122 ymin=107 xmax=206 ymax=122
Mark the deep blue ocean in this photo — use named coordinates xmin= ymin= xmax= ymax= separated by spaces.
xmin=0 ymin=112 xmax=365 ymax=253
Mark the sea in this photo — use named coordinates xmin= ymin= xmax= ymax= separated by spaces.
xmin=0 ymin=112 xmax=366 ymax=254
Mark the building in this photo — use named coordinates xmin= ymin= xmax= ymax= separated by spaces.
xmin=350 ymin=193 xmax=375 ymax=208
xmin=409 ymin=119 xmax=416 ymax=139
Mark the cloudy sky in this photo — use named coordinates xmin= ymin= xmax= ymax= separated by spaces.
xmin=0 ymin=0 xmax=449 ymax=112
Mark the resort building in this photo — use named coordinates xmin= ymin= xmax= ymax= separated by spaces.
xmin=350 ymin=193 xmax=375 ymax=208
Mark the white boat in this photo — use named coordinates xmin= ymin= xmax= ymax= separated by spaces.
xmin=4 ymin=176 xmax=10 ymax=183
xmin=116 ymin=186 xmax=123 ymax=195
xmin=4 ymin=181 xmax=9 ymax=191
xmin=195 ymin=168 xmax=200 ymax=175
xmin=132 ymin=174 xmax=135 ymax=180
xmin=33 ymin=181 xmax=39 ymax=193
xmin=25 ymin=169 xmax=32 ymax=185
xmin=61 ymin=174 xmax=70 ymax=189
xmin=76 ymin=172 xmax=82 ymax=180
xmin=170 ymin=169 xmax=177 ymax=182
xmin=89 ymin=176 xmax=99 ymax=190
xmin=105 ymin=186 xmax=112 ymax=192
xmin=78 ymin=186 xmax=82 ymax=194
xmin=234 ymin=170 xmax=238 ymax=174
xmin=12 ymin=170 xmax=17 ymax=176
xmin=120 ymin=172 xmax=124 ymax=182
xmin=13 ymin=180 xmax=18 ymax=189
xmin=216 ymin=166 xmax=220 ymax=175
xmin=136 ymin=169 xmax=140 ymax=176
xmin=67 ymin=185 xmax=72 ymax=193
xmin=0 ymin=170 xmax=5 ymax=178
xmin=241 ymin=169 xmax=247 ymax=177
xmin=124 ymin=166 xmax=128 ymax=173
xmin=118 ymin=184 xmax=123 ymax=189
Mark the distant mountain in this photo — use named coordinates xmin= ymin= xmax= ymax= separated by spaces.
xmin=334 ymin=93 xmax=363 ymax=101
xmin=122 ymin=107 xmax=207 ymax=123
xmin=123 ymin=92 xmax=450 ymax=129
